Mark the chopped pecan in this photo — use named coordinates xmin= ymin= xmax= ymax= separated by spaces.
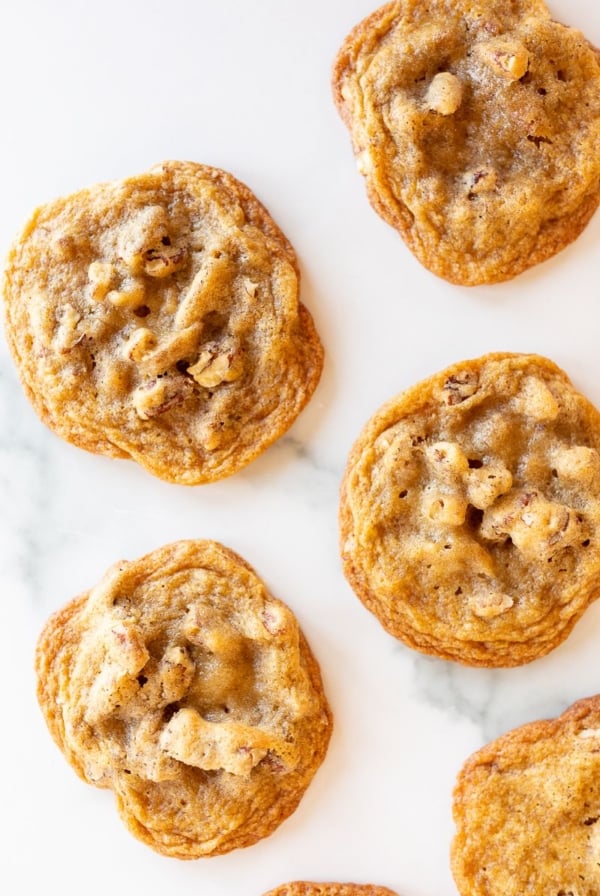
xmin=552 ymin=446 xmax=600 ymax=484
xmin=106 ymin=283 xmax=146 ymax=308
xmin=480 ymin=490 xmax=583 ymax=559
xmin=132 ymin=374 xmax=195 ymax=420
xmin=423 ymin=493 xmax=468 ymax=526
xmin=466 ymin=461 xmax=513 ymax=510
xmin=425 ymin=442 xmax=469 ymax=479
xmin=159 ymin=707 xmax=292 ymax=776
xmin=142 ymin=244 xmax=188 ymax=278
xmin=261 ymin=604 xmax=287 ymax=636
xmin=442 ymin=371 xmax=479 ymax=406
xmin=426 ymin=72 xmax=463 ymax=115
xmin=122 ymin=328 xmax=156 ymax=362
xmin=512 ymin=376 xmax=559 ymax=421
xmin=157 ymin=646 xmax=195 ymax=704
xmin=88 ymin=261 xmax=117 ymax=301
xmin=188 ymin=343 xmax=243 ymax=388
xmin=55 ymin=303 xmax=84 ymax=351
xmin=469 ymin=590 xmax=514 ymax=619
xmin=476 ymin=38 xmax=529 ymax=80
xmin=107 ymin=622 xmax=150 ymax=675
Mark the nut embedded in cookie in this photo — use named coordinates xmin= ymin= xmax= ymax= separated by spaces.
xmin=35 ymin=540 xmax=333 ymax=859
xmin=339 ymin=353 xmax=600 ymax=667
xmin=2 ymin=161 xmax=324 ymax=483
xmin=332 ymin=0 xmax=600 ymax=284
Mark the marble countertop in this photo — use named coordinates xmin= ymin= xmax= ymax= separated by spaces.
xmin=2 ymin=1 xmax=600 ymax=894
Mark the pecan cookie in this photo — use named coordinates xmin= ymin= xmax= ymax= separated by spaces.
xmin=333 ymin=0 xmax=600 ymax=285
xmin=3 ymin=161 xmax=323 ymax=483
xmin=35 ymin=540 xmax=333 ymax=859
xmin=263 ymin=884 xmax=398 ymax=896
xmin=452 ymin=695 xmax=600 ymax=896
xmin=340 ymin=353 xmax=600 ymax=667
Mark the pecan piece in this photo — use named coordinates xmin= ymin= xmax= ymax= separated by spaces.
xmin=512 ymin=376 xmax=559 ymax=421
xmin=106 ymin=283 xmax=146 ymax=308
xmin=159 ymin=707 xmax=293 ymax=776
xmin=552 ymin=446 xmax=600 ymax=484
xmin=476 ymin=39 xmax=529 ymax=80
xmin=122 ymin=328 xmax=156 ymax=362
xmin=442 ymin=371 xmax=479 ymax=406
xmin=55 ymin=303 xmax=84 ymax=352
xmin=426 ymin=72 xmax=463 ymax=115
xmin=88 ymin=261 xmax=117 ymax=301
xmin=142 ymin=244 xmax=188 ymax=278
xmin=480 ymin=490 xmax=583 ymax=559
xmin=188 ymin=344 xmax=243 ymax=388
xmin=469 ymin=590 xmax=514 ymax=619
xmin=132 ymin=374 xmax=195 ymax=420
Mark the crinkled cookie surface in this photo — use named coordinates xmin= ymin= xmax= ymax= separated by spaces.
xmin=452 ymin=695 xmax=600 ymax=896
xmin=333 ymin=0 xmax=600 ymax=285
xmin=340 ymin=353 xmax=600 ymax=667
xmin=35 ymin=540 xmax=333 ymax=859
xmin=263 ymin=884 xmax=399 ymax=896
xmin=3 ymin=161 xmax=323 ymax=483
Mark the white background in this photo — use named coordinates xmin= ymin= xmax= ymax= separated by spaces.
xmin=1 ymin=2 xmax=599 ymax=894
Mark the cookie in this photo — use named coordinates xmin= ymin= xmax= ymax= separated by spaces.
xmin=452 ymin=694 xmax=600 ymax=896
xmin=340 ymin=353 xmax=600 ymax=667
xmin=3 ymin=161 xmax=323 ymax=483
xmin=332 ymin=0 xmax=600 ymax=285
xmin=263 ymin=884 xmax=398 ymax=896
xmin=35 ymin=540 xmax=333 ymax=859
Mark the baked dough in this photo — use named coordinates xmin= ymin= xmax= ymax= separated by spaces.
xmin=333 ymin=0 xmax=600 ymax=284
xmin=35 ymin=540 xmax=333 ymax=859
xmin=263 ymin=884 xmax=398 ymax=896
xmin=340 ymin=353 xmax=600 ymax=666
xmin=3 ymin=161 xmax=323 ymax=483
xmin=452 ymin=695 xmax=600 ymax=895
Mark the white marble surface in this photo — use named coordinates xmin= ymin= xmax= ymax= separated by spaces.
xmin=2 ymin=1 xmax=600 ymax=894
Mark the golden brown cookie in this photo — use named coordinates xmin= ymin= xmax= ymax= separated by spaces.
xmin=263 ymin=884 xmax=398 ymax=896
xmin=452 ymin=695 xmax=600 ymax=895
xmin=3 ymin=161 xmax=323 ymax=483
xmin=333 ymin=0 xmax=600 ymax=285
xmin=35 ymin=540 xmax=333 ymax=859
xmin=340 ymin=353 xmax=600 ymax=667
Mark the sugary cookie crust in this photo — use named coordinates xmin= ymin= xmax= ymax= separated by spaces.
xmin=263 ymin=884 xmax=399 ymax=896
xmin=340 ymin=353 xmax=600 ymax=667
xmin=333 ymin=0 xmax=600 ymax=285
xmin=35 ymin=540 xmax=333 ymax=859
xmin=452 ymin=695 xmax=600 ymax=896
xmin=3 ymin=161 xmax=323 ymax=483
